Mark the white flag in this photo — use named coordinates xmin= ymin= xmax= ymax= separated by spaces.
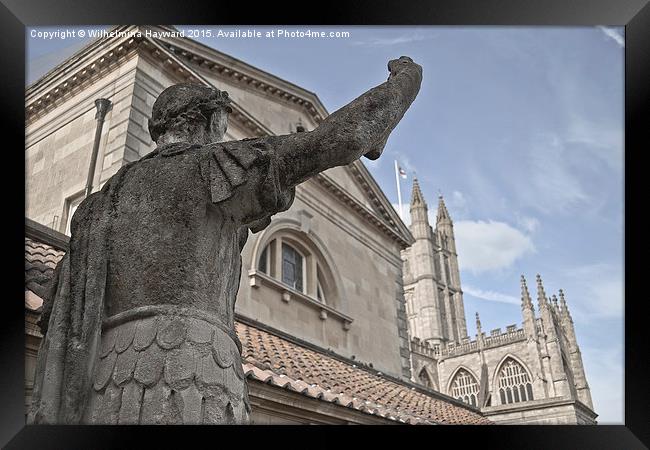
xmin=398 ymin=165 xmax=407 ymax=179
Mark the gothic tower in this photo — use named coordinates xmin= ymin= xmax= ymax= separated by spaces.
xmin=402 ymin=179 xmax=467 ymax=346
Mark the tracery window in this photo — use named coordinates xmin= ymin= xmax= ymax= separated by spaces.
xmin=449 ymin=369 xmax=479 ymax=407
xmin=497 ymin=358 xmax=534 ymax=404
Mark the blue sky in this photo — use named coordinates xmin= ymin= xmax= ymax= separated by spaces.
xmin=27 ymin=26 xmax=624 ymax=423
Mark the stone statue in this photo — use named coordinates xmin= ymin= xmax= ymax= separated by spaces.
xmin=28 ymin=56 xmax=422 ymax=424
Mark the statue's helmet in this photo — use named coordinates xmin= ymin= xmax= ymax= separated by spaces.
xmin=148 ymin=83 xmax=233 ymax=142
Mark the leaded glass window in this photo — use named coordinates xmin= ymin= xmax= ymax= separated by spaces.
xmin=450 ymin=369 xmax=479 ymax=407
xmin=497 ymin=358 xmax=534 ymax=404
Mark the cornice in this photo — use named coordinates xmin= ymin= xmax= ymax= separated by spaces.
xmin=26 ymin=36 xmax=143 ymax=124
xmin=153 ymin=36 xmax=327 ymax=125
xmin=347 ymin=161 xmax=414 ymax=245
xmin=314 ymin=173 xmax=411 ymax=249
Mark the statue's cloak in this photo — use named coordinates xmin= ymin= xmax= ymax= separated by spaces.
xmin=28 ymin=141 xmax=287 ymax=424
xmin=27 ymin=152 xmax=132 ymax=424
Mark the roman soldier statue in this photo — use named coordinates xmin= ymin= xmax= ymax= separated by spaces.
xmin=28 ymin=56 xmax=422 ymax=424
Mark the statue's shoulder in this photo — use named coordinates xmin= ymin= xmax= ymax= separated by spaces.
xmin=157 ymin=143 xmax=202 ymax=158
xmin=207 ymin=136 xmax=272 ymax=151
xmin=202 ymin=137 xmax=275 ymax=168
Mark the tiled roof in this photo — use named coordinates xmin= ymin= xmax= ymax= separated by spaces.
xmin=23 ymin=235 xmax=490 ymax=425
xmin=237 ymin=321 xmax=490 ymax=424
xmin=24 ymin=237 xmax=65 ymax=298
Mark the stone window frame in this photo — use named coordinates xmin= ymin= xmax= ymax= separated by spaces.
xmin=61 ymin=191 xmax=85 ymax=236
xmin=494 ymin=356 xmax=534 ymax=406
xmin=248 ymin=219 xmax=352 ymax=330
xmin=447 ymin=366 xmax=480 ymax=407
xmin=417 ymin=366 xmax=436 ymax=390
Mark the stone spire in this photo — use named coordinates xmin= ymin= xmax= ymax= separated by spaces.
xmin=551 ymin=294 xmax=560 ymax=312
xmin=521 ymin=275 xmax=533 ymax=310
xmin=409 ymin=177 xmax=431 ymax=240
xmin=536 ymin=274 xmax=548 ymax=309
xmin=475 ymin=312 xmax=485 ymax=348
xmin=436 ymin=195 xmax=452 ymax=225
xmin=559 ymin=289 xmax=572 ymax=322
xmin=521 ymin=275 xmax=538 ymax=340
xmin=410 ymin=177 xmax=427 ymax=208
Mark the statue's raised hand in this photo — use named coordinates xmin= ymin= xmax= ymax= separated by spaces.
xmin=388 ymin=56 xmax=422 ymax=81
xmin=362 ymin=57 xmax=423 ymax=161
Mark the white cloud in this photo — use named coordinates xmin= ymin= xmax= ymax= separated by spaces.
xmin=597 ymin=26 xmax=625 ymax=48
xmin=566 ymin=115 xmax=624 ymax=172
xmin=463 ymin=285 xmax=520 ymax=305
xmin=581 ymin=345 xmax=624 ymax=423
xmin=561 ymin=263 xmax=624 ymax=321
xmin=352 ymin=32 xmax=436 ymax=47
xmin=392 ymin=206 xmax=535 ymax=274
xmin=520 ymin=133 xmax=590 ymax=215
xmin=455 ymin=220 xmax=536 ymax=273
xmin=515 ymin=214 xmax=540 ymax=233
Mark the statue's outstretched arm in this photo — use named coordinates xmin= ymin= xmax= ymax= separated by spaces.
xmin=272 ymin=56 xmax=422 ymax=188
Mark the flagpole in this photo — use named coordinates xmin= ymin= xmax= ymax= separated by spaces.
xmin=394 ymin=160 xmax=403 ymax=220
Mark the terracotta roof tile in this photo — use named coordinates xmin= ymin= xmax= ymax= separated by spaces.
xmin=23 ymin=237 xmax=490 ymax=425
xmin=237 ymin=321 xmax=491 ymax=425
xmin=25 ymin=237 xmax=65 ymax=297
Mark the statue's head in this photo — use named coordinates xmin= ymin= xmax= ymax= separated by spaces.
xmin=148 ymin=83 xmax=233 ymax=146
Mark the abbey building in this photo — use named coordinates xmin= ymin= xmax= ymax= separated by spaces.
xmin=403 ymin=179 xmax=597 ymax=424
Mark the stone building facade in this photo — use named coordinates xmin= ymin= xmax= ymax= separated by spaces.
xmin=403 ymin=181 xmax=597 ymax=424
xmin=24 ymin=25 xmax=489 ymax=425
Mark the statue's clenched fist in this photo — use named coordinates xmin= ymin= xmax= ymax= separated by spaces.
xmin=388 ymin=56 xmax=423 ymax=81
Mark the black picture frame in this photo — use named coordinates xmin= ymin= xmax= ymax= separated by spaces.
xmin=2 ymin=0 xmax=648 ymax=448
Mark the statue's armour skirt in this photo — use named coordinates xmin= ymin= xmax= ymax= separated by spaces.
xmin=83 ymin=307 xmax=250 ymax=424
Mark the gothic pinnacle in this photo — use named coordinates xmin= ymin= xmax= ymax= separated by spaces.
xmin=436 ymin=194 xmax=452 ymax=225
xmin=559 ymin=289 xmax=573 ymax=321
xmin=410 ymin=177 xmax=427 ymax=208
xmin=475 ymin=311 xmax=482 ymax=334
xmin=552 ymin=294 xmax=559 ymax=311
xmin=536 ymin=274 xmax=548 ymax=307
xmin=521 ymin=275 xmax=533 ymax=309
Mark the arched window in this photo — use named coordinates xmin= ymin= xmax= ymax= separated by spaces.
xmin=497 ymin=358 xmax=534 ymax=404
xmin=418 ymin=367 xmax=434 ymax=389
xmin=255 ymin=229 xmax=338 ymax=308
xmin=449 ymin=369 xmax=479 ymax=407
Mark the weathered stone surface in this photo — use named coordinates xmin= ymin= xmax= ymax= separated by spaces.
xmin=115 ymin=320 xmax=137 ymax=353
xmin=100 ymin=327 xmax=117 ymax=358
xmin=212 ymin=328 xmax=234 ymax=369
xmin=29 ymin=57 xmax=422 ymax=425
xmin=133 ymin=316 xmax=158 ymax=351
xmin=164 ymin=346 xmax=196 ymax=389
xmin=118 ymin=380 xmax=144 ymax=424
xmin=113 ymin=345 xmax=138 ymax=386
xmin=180 ymin=384 xmax=203 ymax=424
xmin=133 ymin=341 xmax=165 ymax=387
xmin=157 ymin=317 xmax=187 ymax=350
xmin=188 ymin=318 xmax=213 ymax=344
xmin=97 ymin=382 xmax=122 ymax=425
xmin=93 ymin=351 xmax=117 ymax=392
